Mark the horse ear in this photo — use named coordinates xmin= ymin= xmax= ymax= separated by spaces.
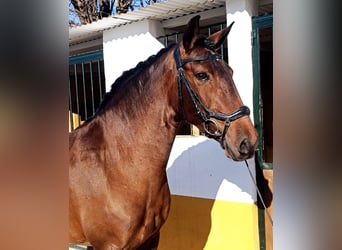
xmin=182 ymin=15 xmax=201 ymax=52
xmin=207 ymin=21 xmax=234 ymax=51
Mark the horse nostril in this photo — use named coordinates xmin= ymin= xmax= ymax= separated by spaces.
xmin=239 ymin=138 xmax=251 ymax=155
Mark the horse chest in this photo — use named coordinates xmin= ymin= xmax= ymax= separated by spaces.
xmin=102 ymin=184 xmax=170 ymax=249
xmin=109 ymin=179 xmax=171 ymax=229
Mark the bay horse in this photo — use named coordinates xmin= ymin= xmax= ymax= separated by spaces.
xmin=69 ymin=15 xmax=258 ymax=250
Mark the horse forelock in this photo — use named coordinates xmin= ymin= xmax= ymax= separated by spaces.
xmin=194 ymin=35 xmax=216 ymax=52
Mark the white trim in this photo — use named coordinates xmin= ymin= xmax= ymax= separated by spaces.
xmin=161 ymin=7 xmax=226 ymax=29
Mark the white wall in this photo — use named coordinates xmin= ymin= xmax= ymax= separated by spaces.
xmin=167 ymin=136 xmax=257 ymax=203
xmin=103 ymin=19 xmax=164 ymax=91
xmin=226 ymin=0 xmax=257 ymax=123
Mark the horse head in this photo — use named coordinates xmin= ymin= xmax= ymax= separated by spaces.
xmin=175 ymin=15 xmax=258 ymax=161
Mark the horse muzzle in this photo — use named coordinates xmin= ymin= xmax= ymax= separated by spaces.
xmin=221 ymin=122 xmax=258 ymax=161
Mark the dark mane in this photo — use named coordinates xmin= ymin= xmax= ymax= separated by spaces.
xmin=93 ymin=44 xmax=176 ymax=116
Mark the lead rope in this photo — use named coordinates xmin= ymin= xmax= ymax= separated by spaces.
xmin=244 ymin=160 xmax=273 ymax=226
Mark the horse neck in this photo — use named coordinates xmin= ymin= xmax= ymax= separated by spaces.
xmin=99 ymin=48 xmax=180 ymax=167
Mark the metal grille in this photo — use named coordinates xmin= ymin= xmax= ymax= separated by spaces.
xmin=69 ymin=50 xmax=105 ymax=131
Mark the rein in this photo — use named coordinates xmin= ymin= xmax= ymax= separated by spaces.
xmin=245 ymin=160 xmax=273 ymax=226
xmin=173 ymin=44 xmax=250 ymax=148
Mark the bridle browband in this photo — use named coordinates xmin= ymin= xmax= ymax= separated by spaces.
xmin=173 ymin=44 xmax=250 ymax=149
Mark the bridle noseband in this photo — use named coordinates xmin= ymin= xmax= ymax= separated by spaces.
xmin=173 ymin=44 xmax=250 ymax=149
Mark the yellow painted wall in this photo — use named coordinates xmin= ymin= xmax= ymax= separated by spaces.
xmin=159 ymin=195 xmax=259 ymax=250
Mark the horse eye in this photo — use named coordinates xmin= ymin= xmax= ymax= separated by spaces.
xmin=195 ymin=72 xmax=209 ymax=81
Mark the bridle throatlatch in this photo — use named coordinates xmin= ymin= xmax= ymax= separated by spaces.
xmin=173 ymin=44 xmax=250 ymax=148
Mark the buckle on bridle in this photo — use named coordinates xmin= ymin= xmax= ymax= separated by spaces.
xmin=204 ymin=119 xmax=222 ymax=138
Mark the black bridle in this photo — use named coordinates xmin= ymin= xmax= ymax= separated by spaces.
xmin=173 ymin=44 xmax=250 ymax=149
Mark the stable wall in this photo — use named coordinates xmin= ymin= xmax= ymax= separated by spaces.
xmin=160 ymin=136 xmax=259 ymax=250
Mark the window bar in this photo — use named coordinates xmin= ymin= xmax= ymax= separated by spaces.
xmin=220 ymin=23 xmax=224 ymax=58
xmin=89 ymin=62 xmax=95 ymax=115
xmin=164 ymin=35 xmax=168 ymax=47
xmin=97 ymin=60 xmax=103 ymax=102
xmin=81 ymin=62 xmax=88 ymax=120
xmin=68 ymin=78 xmax=74 ymax=131
xmin=73 ymin=64 xmax=81 ymax=126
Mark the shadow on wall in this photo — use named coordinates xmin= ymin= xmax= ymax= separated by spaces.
xmin=166 ymin=137 xmax=255 ymax=202
xmin=160 ymin=137 xmax=271 ymax=250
